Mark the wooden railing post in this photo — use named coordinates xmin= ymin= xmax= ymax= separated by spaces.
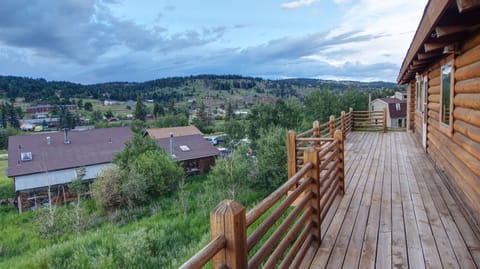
xmin=349 ymin=108 xmax=354 ymax=132
xmin=287 ymin=131 xmax=297 ymax=178
xmin=383 ymin=107 xmax=387 ymax=133
xmin=333 ymin=130 xmax=345 ymax=194
xmin=341 ymin=111 xmax=346 ymax=140
xmin=329 ymin=115 xmax=335 ymax=137
xmin=313 ymin=120 xmax=320 ymax=138
xmin=313 ymin=120 xmax=321 ymax=147
xmin=211 ymin=200 xmax=247 ymax=269
xmin=303 ymin=147 xmax=321 ymax=243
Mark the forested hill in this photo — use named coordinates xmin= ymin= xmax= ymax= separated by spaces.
xmin=0 ymin=74 xmax=400 ymax=103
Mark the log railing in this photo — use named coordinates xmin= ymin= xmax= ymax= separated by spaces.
xmin=296 ymin=108 xmax=353 ymax=140
xmin=352 ymin=108 xmax=387 ymax=132
xmin=289 ymin=109 xmax=352 ymax=176
xmin=180 ymin=130 xmax=345 ymax=269
xmin=180 ymin=108 xmax=389 ymax=269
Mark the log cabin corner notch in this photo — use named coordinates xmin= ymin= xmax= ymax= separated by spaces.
xmin=397 ymin=0 xmax=480 ymax=227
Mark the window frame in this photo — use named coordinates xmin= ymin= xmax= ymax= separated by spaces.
xmin=439 ymin=56 xmax=455 ymax=135
xmin=416 ymin=77 xmax=423 ymax=112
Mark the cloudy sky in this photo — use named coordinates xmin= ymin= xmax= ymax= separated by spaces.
xmin=0 ymin=0 xmax=427 ymax=84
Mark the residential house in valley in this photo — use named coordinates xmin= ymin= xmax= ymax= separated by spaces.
xmin=370 ymin=93 xmax=407 ymax=129
xmin=7 ymin=127 xmax=132 ymax=212
xmin=145 ymin=126 xmax=219 ymax=175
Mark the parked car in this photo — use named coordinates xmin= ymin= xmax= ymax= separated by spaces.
xmin=204 ymin=136 xmax=218 ymax=145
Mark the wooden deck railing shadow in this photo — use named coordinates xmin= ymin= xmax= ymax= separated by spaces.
xmin=180 ymin=109 xmax=386 ymax=269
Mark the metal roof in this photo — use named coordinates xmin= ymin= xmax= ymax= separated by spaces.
xmin=7 ymin=127 xmax=132 ymax=177
xmin=146 ymin=126 xmax=203 ymax=139
xmin=156 ymin=134 xmax=219 ymax=162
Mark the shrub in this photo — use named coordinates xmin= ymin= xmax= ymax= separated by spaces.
xmin=132 ymin=150 xmax=183 ymax=197
xmin=92 ymin=166 xmax=122 ymax=212
xmin=119 ymin=168 xmax=148 ymax=209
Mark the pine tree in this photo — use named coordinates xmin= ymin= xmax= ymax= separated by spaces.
xmin=153 ymin=102 xmax=164 ymax=119
xmin=134 ymin=98 xmax=147 ymax=121
xmin=225 ymin=102 xmax=234 ymax=121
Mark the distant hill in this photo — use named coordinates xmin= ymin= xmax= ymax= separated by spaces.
xmin=0 ymin=74 xmax=401 ymax=107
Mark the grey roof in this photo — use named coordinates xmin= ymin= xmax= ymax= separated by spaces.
xmin=7 ymin=127 xmax=132 ymax=177
xmin=157 ymin=134 xmax=219 ymax=162
xmin=146 ymin=126 xmax=203 ymax=139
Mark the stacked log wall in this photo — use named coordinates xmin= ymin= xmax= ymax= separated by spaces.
xmin=420 ymin=33 xmax=480 ymax=224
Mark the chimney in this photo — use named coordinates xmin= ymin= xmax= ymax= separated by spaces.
xmin=170 ymin=132 xmax=175 ymax=159
xmin=46 ymin=136 xmax=51 ymax=145
xmin=63 ymin=128 xmax=70 ymax=144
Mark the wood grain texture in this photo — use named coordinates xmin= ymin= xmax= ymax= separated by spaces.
xmin=456 ymin=77 xmax=480 ymax=94
xmin=457 ymin=44 xmax=480 ymax=68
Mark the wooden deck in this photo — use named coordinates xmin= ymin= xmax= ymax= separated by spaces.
xmin=304 ymin=132 xmax=480 ymax=269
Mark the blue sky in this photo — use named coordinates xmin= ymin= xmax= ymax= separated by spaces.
xmin=0 ymin=0 xmax=427 ymax=84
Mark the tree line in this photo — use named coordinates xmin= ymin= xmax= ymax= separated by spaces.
xmin=0 ymin=74 xmax=400 ymax=104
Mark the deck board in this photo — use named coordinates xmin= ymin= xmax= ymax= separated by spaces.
xmin=308 ymin=132 xmax=480 ymax=269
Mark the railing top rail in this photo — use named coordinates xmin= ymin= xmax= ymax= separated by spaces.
xmin=246 ymin=162 xmax=313 ymax=227
xmin=353 ymin=110 xmax=383 ymax=114
xmin=179 ymin=235 xmax=226 ymax=269
xmin=319 ymin=122 xmax=330 ymax=129
xmin=297 ymin=128 xmax=315 ymax=138
xmin=296 ymin=137 xmax=335 ymax=142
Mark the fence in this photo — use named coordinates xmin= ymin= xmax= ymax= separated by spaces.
xmin=180 ymin=108 xmax=388 ymax=268
xmin=180 ymin=129 xmax=344 ymax=269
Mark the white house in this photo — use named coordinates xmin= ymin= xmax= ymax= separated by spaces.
xmin=371 ymin=92 xmax=407 ymax=129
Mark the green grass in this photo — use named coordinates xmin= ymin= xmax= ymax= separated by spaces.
xmin=0 ymin=158 xmax=14 ymax=200
xmin=0 ymin=161 xmax=272 ymax=269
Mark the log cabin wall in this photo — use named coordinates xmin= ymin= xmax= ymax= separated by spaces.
xmin=415 ymin=32 xmax=480 ymax=226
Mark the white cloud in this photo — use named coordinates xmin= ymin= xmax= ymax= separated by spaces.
xmin=304 ymin=0 xmax=427 ymax=80
xmin=281 ymin=0 xmax=317 ymax=9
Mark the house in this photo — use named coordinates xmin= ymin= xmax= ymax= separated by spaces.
xmin=26 ymin=104 xmax=77 ymax=114
xmin=7 ymin=127 xmax=132 ymax=212
xmin=103 ymin=100 xmax=118 ymax=106
xmin=20 ymin=122 xmax=34 ymax=131
xmin=370 ymin=96 xmax=407 ymax=129
xmin=397 ymin=0 xmax=480 ymax=225
xmin=125 ymin=100 xmax=136 ymax=107
xmin=145 ymin=126 xmax=219 ymax=175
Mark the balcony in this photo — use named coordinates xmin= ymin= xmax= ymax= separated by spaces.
xmin=181 ymin=111 xmax=480 ymax=269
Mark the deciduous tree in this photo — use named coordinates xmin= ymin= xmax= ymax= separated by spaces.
xmin=256 ymin=126 xmax=288 ymax=191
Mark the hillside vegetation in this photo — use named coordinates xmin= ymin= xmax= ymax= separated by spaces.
xmin=0 ymin=74 xmax=400 ymax=107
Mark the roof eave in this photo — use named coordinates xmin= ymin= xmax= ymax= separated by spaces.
xmin=397 ymin=0 xmax=452 ymax=84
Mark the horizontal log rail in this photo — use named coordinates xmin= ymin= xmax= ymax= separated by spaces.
xmin=178 ymin=235 xmax=226 ymax=269
xmin=289 ymin=109 xmax=351 ymax=174
xmin=180 ymin=130 xmax=345 ymax=269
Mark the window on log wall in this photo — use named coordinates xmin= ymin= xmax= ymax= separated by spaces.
xmin=416 ymin=77 xmax=422 ymax=112
xmin=440 ymin=61 xmax=453 ymax=128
